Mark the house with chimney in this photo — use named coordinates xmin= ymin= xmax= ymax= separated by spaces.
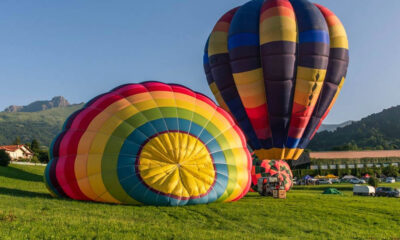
xmin=0 ymin=145 xmax=34 ymax=160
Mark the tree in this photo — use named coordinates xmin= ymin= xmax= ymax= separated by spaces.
xmin=0 ymin=150 xmax=11 ymax=167
xmin=368 ymin=177 xmax=379 ymax=188
xmin=383 ymin=165 xmax=399 ymax=177
xmin=13 ymin=136 xmax=21 ymax=145
xmin=30 ymin=139 xmax=40 ymax=153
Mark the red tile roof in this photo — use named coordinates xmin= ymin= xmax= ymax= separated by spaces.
xmin=0 ymin=145 xmax=33 ymax=154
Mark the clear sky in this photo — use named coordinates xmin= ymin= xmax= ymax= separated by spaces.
xmin=0 ymin=0 xmax=399 ymax=124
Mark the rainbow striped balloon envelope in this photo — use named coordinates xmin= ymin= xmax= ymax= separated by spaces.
xmin=44 ymin=82 xmax=252 ymax=206
xmin=204 ymin=0 xmax=349 ymax=161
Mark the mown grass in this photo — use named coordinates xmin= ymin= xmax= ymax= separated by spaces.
xmin=1 ymin=164 xmax=400 ymax=240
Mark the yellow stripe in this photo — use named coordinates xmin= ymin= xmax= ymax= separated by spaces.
xmin=260 ymin=16 xmax=297 ymax=44
xmin=329 ymin=25 xmax=348 ymax=49
xmin=209 ymin=83 xmax=230 ymax=112
xmin=208 ymin=31 xmax=228 ymax=56
xmin=292 ymin=67 xmax=326 ymax=107
xmin=293 ymin=80 xmax=324 ymax=107
xmin=254 ymin=148 xmax=303 ymax=160
xmin=233 ymin=68 xmax=267 ymax=108
xmin=296 ymin=67 xmax=327 ymax=82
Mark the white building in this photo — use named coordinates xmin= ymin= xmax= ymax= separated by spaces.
xmin=0 ymin=145 xmax=34 ymax=160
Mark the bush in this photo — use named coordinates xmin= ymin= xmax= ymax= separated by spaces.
xmin=0 ymin=150 xmax=11 ymax=167
xmin=30 ymin=156 xmax=40 ymax=163
xmin=37 ymin=151 xmax=49 ymax=163
xmin=368 ymin=177 xmax=379 ymax=188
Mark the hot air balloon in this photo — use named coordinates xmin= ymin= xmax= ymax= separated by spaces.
xmin=204 ymin=0 xmax=349 ymax=161
xmin=44 ymin=82 xmax=252 ymax=206
xmin=251 ymin=159 xmax=293 ymax=192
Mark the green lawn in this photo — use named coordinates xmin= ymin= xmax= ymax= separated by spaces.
xmin=1 ymin=164 xmax=400 ymax=240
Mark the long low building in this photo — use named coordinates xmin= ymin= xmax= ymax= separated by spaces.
xmin=310 ymin=150 xmax=400 ymax=159
xmin=291 ymin=150 xmax=400 ymax=169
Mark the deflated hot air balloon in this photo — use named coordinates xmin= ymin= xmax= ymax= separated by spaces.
xmin=251 ymin=159 xmax=293 ymax=192
xmin=204 ymin=0 xmax=349 ymax=161
xmin=44 ymin=82 xmax=251 ymax=206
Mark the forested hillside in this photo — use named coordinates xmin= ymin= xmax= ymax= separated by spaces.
xmin=0 ymin=104 xmax=83 ymax=146
xmin=309 ymin=105 xmax=400 ymax=151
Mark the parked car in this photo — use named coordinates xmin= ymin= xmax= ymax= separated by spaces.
xmin=330 ymin=178 xmax=340 ymax=184
xmin=349 ymin=178 xmax=366 ymax=184
xmin=318 ymin=179 xmax=332 ymax=184
xmin=385 ymin=177 xmax=396 ymax=183
xmin=396 ymin=177 xmax=400 ymax=182
xmin=376 ymin=187 xmax=400 ymax=197
xmin=353 ymin=185 xmax=375 ymax=196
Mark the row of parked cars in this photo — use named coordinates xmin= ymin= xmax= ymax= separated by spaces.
xmin=311 ymin=177 xmax=398 ymax=185
xmin=353 ymin=185 xmax=400 ymax=197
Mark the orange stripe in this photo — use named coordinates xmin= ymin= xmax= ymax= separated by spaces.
xmin=260 ymin=6 xmax=295 ymax=22
xmin=213 ymin=22 xmax=230 ymax=32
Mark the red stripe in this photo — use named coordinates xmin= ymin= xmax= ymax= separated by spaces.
xmin=245 ymin=104 xmax=272 ymax=139
xmin=219 ymin=7 xmax=239 ymax=23
xmin=314 ymin=4 xmax=335 ymax=18
xmin=142 ymin=82 xmax=171 ymax=92
xmin=262 ymin=0 xmax=293 ymax=13
xmin=171 ymin=84 xmax=197 ymax=97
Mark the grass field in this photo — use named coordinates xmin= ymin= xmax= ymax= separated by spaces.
xmin=1 ymin=164 xmax=400 ymax=240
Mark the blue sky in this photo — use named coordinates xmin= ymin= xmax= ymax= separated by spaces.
xmin=0 ymin=0 xmax=399 ymax=124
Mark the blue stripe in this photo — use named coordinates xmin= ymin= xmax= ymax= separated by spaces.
xmin=117 ymin=118 xmax=229 ymax=206
xmin=299 ymin=30 xmax=330 ymax=44
xmin=228 ymin=33 xmax=259 ymax=50
xmin=203 ymin=53 xmax=209 ymax=64
xmin=286 ymin=137 xmax=301 ymax=149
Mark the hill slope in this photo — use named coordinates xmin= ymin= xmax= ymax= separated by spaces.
xmin=0 ymin=104 xmax=83 ymax=146
xmin=309 ymin=105 xmax=400 ymax=151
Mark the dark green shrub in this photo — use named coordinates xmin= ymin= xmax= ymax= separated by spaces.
xmin=368 ymin=177 xmax=378 ymax=188
xmin=0 ymin=150 xmax=11 ymax=167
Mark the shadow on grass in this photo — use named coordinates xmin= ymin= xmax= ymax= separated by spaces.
xmin=0 ymin=187 xmax=51 ymax=199
xmin=0 ymin=166 xmax=43 ymax=182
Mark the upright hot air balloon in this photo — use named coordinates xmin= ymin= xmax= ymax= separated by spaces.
xmin=204 ymin=0 xmax=349 ymax=161
xmin=44 ymin=82 xmax=252 ymax=206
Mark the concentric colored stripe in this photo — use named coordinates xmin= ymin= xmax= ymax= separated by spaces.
xmin=45 ymin=82 xmax=251 ymax=206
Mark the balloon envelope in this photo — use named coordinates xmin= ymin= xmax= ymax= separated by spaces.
xmin=251 ymin=159 xmax=293 ymax=192
xmin=44 ymin=82 xmax=252 ymax=206
xmin=204 ymin=0 xmax=349 ymax=160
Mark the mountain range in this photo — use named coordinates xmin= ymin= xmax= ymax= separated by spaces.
xmin=0 ymin=97 xmax=399 ymax=151
xmin=3 ymin=96 xmax=71 ymax=113
xmin=316 ymin=121 xmax=354 ymax=133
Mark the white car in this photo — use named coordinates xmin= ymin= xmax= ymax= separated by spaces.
xmin=330 ymin=178 xmax=340 ymax=184
xmin=353 ymin=185 xmax=375 ymax=196
xmin=349 ymin=178 xmax=366 ymax=184
xmin=318 ymin=179 xmax=332 ymax=184
xmin=386 ymin=177 xmax=396 ymax=183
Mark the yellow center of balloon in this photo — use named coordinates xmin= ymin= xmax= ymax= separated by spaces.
xmin=138 ymin=132 xmax=215 ymax=198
